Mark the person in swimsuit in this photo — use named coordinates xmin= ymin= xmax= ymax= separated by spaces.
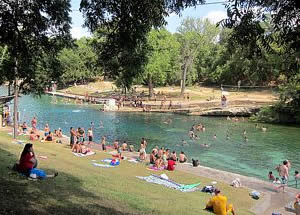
xmin=31 ymin=117 xmax=37 ymax=130
xmin=44 ymin=124 xmax=50 ymax=137
xmin=179 ymin=151 xmax=187 ymax=163
xmin=87 ymin=128 xmax=93 ymax=144
xmin=101 ymin=136 xmax=106 ymax=151
xmin=122 ymin=141 xmax=127 ymax=151
xmin=21 ymin=122 xmax=28 ymax=134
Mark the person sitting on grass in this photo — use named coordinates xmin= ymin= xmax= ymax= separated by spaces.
xmin=29 ymin=130 xmax=40 ymax=141
xmin=72 ymin=141 xmax=81 ymax=153
xmin=150 ymin=149 xmax=157 ymax=165
xmin=205 ymin=188 xmax=235 ymax=215
xmin=155 ymin=156 xmax=163 ymax=169
xmin=21 ymin=122 xmax=28 ymax=134
xmin=45 ymin=131 xmax=54 ymax=141
xmin=171 ymin=151 xmax=177 ymax=161
xmin=179 ymin=151 xmax=187 ymax=163
xmin=122 ymin=141 xmax=128 ymax=151
xmin=17 ymin=143 xmax=58 ymax=179
xmin=167 ymin=158 xmax=176 ymax=171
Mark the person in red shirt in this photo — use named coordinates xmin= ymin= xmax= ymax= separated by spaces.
xmin=167 ymin=159 xmax=176 ymax=171
xmin=18 ymin=143 xmax=37 ymax=176
xmin=17 ymin=143 xmax=58 ymax=179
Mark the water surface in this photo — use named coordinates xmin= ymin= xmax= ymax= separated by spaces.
xmin=15 ymin=95 xmax=300 ymax=183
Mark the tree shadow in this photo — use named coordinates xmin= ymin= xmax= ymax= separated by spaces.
xmin=0 ymin=147 xmax=135 ymax=215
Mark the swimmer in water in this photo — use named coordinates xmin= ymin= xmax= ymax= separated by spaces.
xmin=243 ymin=129 xmax=247 ymax=136
xmin=99 ymin=121 xmax=104 ymax=128
xmin=226 ymin=134 xmax=230 ymax=140
xmin=213 ymin=134 xmax=217 ymax=139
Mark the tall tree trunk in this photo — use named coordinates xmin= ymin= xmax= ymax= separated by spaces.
xmin=148 ymin=73 xmax=153 ymax=98
xmin=180 ymin=61 xmax=188 ymax=97
xmin=13 ymin=58 xmax=19 ymax=139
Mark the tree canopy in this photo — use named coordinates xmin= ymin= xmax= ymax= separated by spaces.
xmin=80 ymin=0 xmax=205 ymax=89
xmin=0 ymin=0 xmax=72 ymax=93
xmin=222 ymin=0 xmax=300 ymax=52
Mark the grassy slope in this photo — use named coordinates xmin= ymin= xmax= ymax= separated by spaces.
xmin=0 ymin=131 xmax=255 ymax=215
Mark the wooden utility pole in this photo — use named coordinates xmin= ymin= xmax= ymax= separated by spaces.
xmin=13 ymin=58 xmax=18 ymax=139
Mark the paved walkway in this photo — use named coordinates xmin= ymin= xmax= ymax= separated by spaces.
xmin=176 ymin=163 xmax=298 ymax=215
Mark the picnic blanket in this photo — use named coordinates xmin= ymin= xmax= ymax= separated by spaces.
xmin=73 ymin=151 xmax=95 ymax=157
xmin=12 ymin=140 xmax=26 ymax=145
xmin=128 ymin=159 xmax=139 ymax=163
xmin=92 ymin=163 xmax=114 ymax=168
xmin=147 ymin=166 xmax=166 ymax=171
xmin=136 ymin=174 xmax=201 ymax=192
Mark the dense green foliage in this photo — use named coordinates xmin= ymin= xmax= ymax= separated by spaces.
xmin=0 ymin=0 xmax=72 ymax=93
xmin=79 ymin=0 xmax=205 ymax=89
xmin=58 ymin=38 xmax=101 ymax=87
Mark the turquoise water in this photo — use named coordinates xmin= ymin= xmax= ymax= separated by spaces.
xmin=15 ymin=95 xmax=300 ymax=183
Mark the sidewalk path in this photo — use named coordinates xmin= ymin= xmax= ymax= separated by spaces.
xmin=176 ymin=163 xmax=298 ymax=215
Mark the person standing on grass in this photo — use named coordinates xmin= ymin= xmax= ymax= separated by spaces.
xmin=31 ymin=116 xmax=37 ymax=130
xmin=101 ymin=136 xmax=106 ymax=151
xmin=70 ymin=127 xmax=76 ymax=147
xmin=78 ymin=127 xmax=85 ymax=144
xmin=87 ymin=127 xmax=93 ymax=145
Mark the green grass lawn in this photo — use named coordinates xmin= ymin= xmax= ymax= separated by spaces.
xmin=0 ymin=131 xmax=256 ymax=215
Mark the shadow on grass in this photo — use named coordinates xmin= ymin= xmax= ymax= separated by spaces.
xmin=0 ymin=147 xmax=133 ymax=215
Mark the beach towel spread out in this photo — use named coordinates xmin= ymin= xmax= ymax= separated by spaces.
xmin=101 ymin=158 xmax=112 ymax=163
xmin=92 ymin=163 xmax=114 ymax=168
xmin=147 ymin=166 xmax=166 ymax=171
xmin=73 ymin=151 xmax=96 ymax=157
xmin=128 ymin=159 xmax=139 ymax=163
xmin=136 ymin=174 xmax=200 ymax=192
xmin=12 ymin=140 xmax=26 ymax=145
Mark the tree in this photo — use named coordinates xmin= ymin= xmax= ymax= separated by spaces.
xmin=177 ymin=17 xmax=220 ymax=96
xmin=222 ymin=0 xmax=299 ymax=52
xmin=0 ymin=0 xmax=72 ymax=138
xmin=58 ymin=37 xmax=101 ymax=86
xmin=80 ymin=0 xmax=205 ymax=90
xmin=144 ymin=29 xmax=180 ymax=97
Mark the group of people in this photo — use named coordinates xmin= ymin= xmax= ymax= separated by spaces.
xmin=148 ymin=146 xmax=188 ymax=171
xmin=268 ymin=160 xmax=299 ymax=192
xmin=189 ymin=123 xmax=206 ymax=140
xmin=70 ymin=126 xmax=93 ymax=154
xmin=20 ymin=117 xmax=64 ymax=143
